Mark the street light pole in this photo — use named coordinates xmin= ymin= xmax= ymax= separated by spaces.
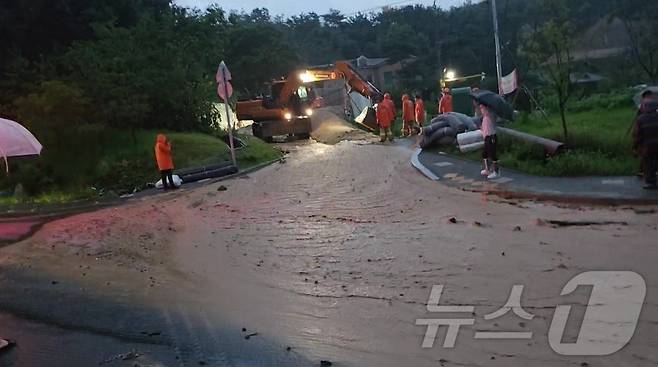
xmin=491 ymin=0 xmax=503 ymax=94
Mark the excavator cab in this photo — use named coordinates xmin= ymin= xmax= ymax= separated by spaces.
xmin=248 ymin=82 xmax=314 ymax=142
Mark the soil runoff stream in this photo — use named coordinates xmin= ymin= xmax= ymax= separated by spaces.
xmin=0 ymin=110 xmax=657 ymax=366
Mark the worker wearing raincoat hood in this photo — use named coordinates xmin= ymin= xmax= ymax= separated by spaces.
xmin=155 ymin=134 xmax=177 ymax=189
xmin=401 ymin=94 xmax=415 ymax=137
xmin=439 ymin=87 xmax=453 ymax=114
xmin=376 ymin=95 xmax=395 ymax=143
xmin=415 ymin=95 xmax=426 ymax=127
xmin=382 ymin=93 xmax=396 ymax=118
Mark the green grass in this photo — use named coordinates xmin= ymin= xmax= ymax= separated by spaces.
xmin=441 ymin=107 xmax=639 ymax=177
xmin=0 ymin=189 xmax=97 ymax=207
xmin=0 ymin=130 xmax=282 ymax=207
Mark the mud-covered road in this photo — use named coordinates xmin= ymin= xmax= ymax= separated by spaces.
xmin=1 ymin=111 xmax=657 ymax=366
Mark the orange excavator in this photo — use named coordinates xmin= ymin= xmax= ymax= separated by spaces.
xmin=236 ymin=61 xmax=382 ymax=142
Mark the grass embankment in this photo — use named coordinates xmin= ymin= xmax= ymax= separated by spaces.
xmin=502 ymin=108 xmax=636 ymax=176
xmin=426 ymin=107 xmax=638 ymax=177
xmin=0 ymin=130 xmax=281 ymax=207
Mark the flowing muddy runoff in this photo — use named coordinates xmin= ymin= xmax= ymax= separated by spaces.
xmin=1 ymin=114 xmax=658 ymax=366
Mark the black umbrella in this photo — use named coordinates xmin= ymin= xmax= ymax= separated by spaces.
xmin=634 ymin=86 xmax=658 ymax=108
xmin=471 ymin=90 xmax=515 ymax=121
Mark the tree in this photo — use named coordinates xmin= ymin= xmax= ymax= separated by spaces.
xmin=15 ymin=81 xmax=92 ymax=149
xmin=522 ymin=0 xmax=576 ymax=143
xmin=377 ymin=23 xmax=425 ymax=62
xmin=614 ymin=0 xmax=658 ymax=83
xmin=226 ymin=22 xmax=299 ymax=94
xmin=63 ymin=8 xmax=227 ymax=131
xmin=322 ymin=9 xmax=345 ymax=28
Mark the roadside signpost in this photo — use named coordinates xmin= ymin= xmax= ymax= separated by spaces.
xmin=216 ymin=61 xmax=237 ymax=168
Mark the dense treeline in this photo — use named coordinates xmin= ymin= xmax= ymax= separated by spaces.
xmin=0 ymin=0 xmax=654 ymax=133
xmin=0 ymin=0 xmax=655 ymax=194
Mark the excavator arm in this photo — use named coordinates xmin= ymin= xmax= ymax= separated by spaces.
xmin=237 ymin=60 xmax=381 ymax=139
xmin=275 ymin=60 xmax=382 ymax=108
xmin=271 ymin=61 xmax=382 ymax=131
xmin=334 ymin=60 xmax=382 ymax=101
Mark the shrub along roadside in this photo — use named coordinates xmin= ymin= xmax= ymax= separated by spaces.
xmin=0 ymin=131 xmax=282 ymax=206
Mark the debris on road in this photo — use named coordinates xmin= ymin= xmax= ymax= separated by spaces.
xmin=217 ymin=185 xmax=228 ymax=192
xmin=320 ymin=360 xmax=333 ymax=367
xmin=537 ymin=219 xmax=628 ymax=228
xmin=99 ymin=350 xmax=141 ymax=365
xmin=244 ymin=332 xmax=258 ymax=340
xmin=140 ymin=331 xmax=161 ymax=337
xmin=0 ymin=338 xmax=15 ymax=352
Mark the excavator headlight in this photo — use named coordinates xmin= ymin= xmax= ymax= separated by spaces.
xmin=284 ymin=112 xmax=293 ymax=120
xmin=299 ymin=71 xmax=315 ymax=83
xmin=305 ymin=108 xmax=313 ymax=117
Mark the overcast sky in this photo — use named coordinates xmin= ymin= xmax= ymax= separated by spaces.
xmin=173 ymin=0 xmax=468 ymax=17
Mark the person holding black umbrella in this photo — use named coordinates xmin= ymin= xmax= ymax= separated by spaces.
xmin=479 ymin=104 xmax=500 ymax=179
xmin=470 ymin=89 xmax=514 ymax=179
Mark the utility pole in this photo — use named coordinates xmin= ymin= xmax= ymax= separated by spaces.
xmin=491 ymin=0 xmax=503 ymax=94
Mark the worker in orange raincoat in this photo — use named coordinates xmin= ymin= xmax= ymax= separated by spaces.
xmin=155 ymin=134 xmax=177 ymax=189
xmin=415 ymin=94 xmax=426 ymax=128
xmin=376 ymin=95 xmax=395 ymax=142
xmin=439 ymin=87 xmax=453 ymax=114
xmin=401 ymin=94 xmax=415 ymax=137
xmin=382 ymin=93 xmax=397 ymax=126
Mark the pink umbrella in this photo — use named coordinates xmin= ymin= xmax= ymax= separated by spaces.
xmin=0 ymin=118 xmax=43 ymax=174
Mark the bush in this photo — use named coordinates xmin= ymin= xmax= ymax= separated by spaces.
xmin=537 ymin=89 xmax=636 ymax=114
xmin=497 ymin=107 xmax=637 ymax=176
xmin=9 ymin=81 xmax=108 ymax=191
xmin=569 ymin=90 xmax=635 ymax=113
xmin=1 ymin=163 xmax=53 ymax=195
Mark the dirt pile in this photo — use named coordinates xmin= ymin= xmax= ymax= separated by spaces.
xmin=310 ymin=108 xmax=374 ymax=145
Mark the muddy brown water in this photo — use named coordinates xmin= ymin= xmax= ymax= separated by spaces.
xmin=0 ymin=110 xmax=657 ymax=366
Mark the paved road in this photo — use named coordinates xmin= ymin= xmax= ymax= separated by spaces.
xmin=414 ymin=149 xmax=658 ymax=204
xmin=0 ymin=126 xmax=657 ymax=366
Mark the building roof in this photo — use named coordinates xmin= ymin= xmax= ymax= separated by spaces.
xmin=572 ymin=17 xmax=631 ymax=61
xmin=352 ymin=55 xmax=390 ymax=69
xmin=570 ymin=72 xmax=605 ymax=84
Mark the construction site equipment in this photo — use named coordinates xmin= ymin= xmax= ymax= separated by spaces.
xmin=175 ymin=162 xmax=239 ymax=183
xmin=236 ymin=61 xmax=382 ymax=141
xmin=451 ymin=87 xmax=476 ymax=115
xmin=457 ymin=130 xmax=485 ymax=152
xmin=420 ymin=113 xmax=480 ymax=149
xmin=441 ymin=72 xmax=486 ymax=88
xmin=498 ymin=127 xmax=564 ymax=155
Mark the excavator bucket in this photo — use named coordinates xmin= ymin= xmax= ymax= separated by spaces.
xmin=354 ymin=106 xmax=378 ymax=131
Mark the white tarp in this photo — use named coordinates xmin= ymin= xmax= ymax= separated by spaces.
xmin=155 ymin=175 xmax=183 ymax=189
xmin=212 ymin=103 xmax=251 ymax=130
xmin=500 ymin=69 xmax=518 ymax=95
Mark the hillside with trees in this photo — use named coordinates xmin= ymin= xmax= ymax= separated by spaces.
xmin=0 ymin=0 xmax=656 ymax=197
